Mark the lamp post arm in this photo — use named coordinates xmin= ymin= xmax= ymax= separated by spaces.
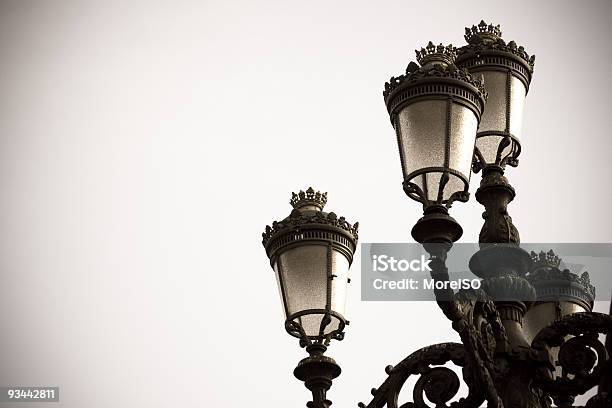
xmin=412 ymin=206 xmax=464 ymax=322
xmin=359 ymin=342 xmax=486 ymax=408
xmin=424 ymin=244 xmax=505 ymax=407
xmin=427 ymin=251 xmax=464 ymax=322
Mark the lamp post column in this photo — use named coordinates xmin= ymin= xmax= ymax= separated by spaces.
xmin=468 ymin=170 xmax=543 ymax=408
xmin=457 ymin=18 xmax=539 ymax=351
xmin=456 ymin=21 xmax=549 ymax=408
xmin=293 ymin=344 xmax=341 ymax=408
xmin=382 ymin=42 xmax=487 ymax=320
xmin=262 ymin=188 xmax=358 ymax=408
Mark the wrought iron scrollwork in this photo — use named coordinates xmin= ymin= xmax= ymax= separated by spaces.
xmin=423 ymin=244 xmax=506 ymax=407
xmin=532 ymin=312 xmax=612 ymax=405
xmin=358 ymin=342 xmax=485 ymax=408
xmin=285 ymin=311 xmax=347 ymax=348
xmin=446 ymin=289 xmax=506 ymax=408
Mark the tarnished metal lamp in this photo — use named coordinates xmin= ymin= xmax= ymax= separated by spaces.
xmin=262 ymin=187 xmax=358 ymax=345
xmin=383 ymin=42 xmax=487 ymax=244
xmin=524 ymin=250 xmax=596 ymax=341
xmin=456 ymin=21 xmax=535 ymax=170
xmin=261 ymin=21 xmax=612 ymax=408
xmin=524 ymin=250 xmax=598 ymax=407
xmin=262 ymin=188 xmax=358 ymax=408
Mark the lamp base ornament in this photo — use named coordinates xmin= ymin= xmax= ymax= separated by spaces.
xmin=476 ymin=165 xmax=520 ymax=245
xmin=294 ymin=344 xmax=341 ymax=408
xmin=411 ymin=205 xmax=463 ymax=244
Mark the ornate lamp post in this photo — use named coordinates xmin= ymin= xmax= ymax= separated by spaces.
xmin=456 ymin=20 xmax=535 ymax=172
xmin=262 ymin=21 xmax=612 ymax=408
xmin=262 ymin=187 xmax=358 ymax=408
xmin=383 ymin=40 xmax=486 ymax=246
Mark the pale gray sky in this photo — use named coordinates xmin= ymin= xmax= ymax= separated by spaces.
xmin=0 ymin=1 xmax=610 ymax=407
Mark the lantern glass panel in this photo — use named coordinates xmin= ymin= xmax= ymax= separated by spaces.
xmin=274 ymin=244 xmax=350 ymax=337
xmin=476 ymin=134 xmax=512 ymax=165
xmin=329 ymin=249 xmax=350 ymax=317
xmin=408 ymin=172 xmax=462 ymax=202
xmin=449 ymin=103 xmax=479 ymax=178
xmin=275 ymin=245 xmax=328 ymax=318
xmin=396 ymin=99 xmax=478 ymax=202
xmin=297 ymin=314 xmax=341 ymax=337
xmin=422 ymin=173 xmax=443 ymax=202
xmin=524 ymin=302 xmax=588 ymax=342
xmin=477 ymin=71 xmax=507 ymax=134
xmin=509 ymin=76 xmax=526 ymax=138
xmin=397 ymin=100 xmax=447 ymax=176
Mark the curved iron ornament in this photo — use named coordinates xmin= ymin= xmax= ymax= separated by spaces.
xmin=402 ymin=175 xmax=471 ymax=210
xmin=358 ymin=343 xmax=485 ymax=408
xmin=262 ymin=18 xmax=612 ymax=408
xmin=285 ymin=310 xmax=347 ymax=348
xmin=472 ymin=134 xmax=520 ymax=173
xmin=419 ymin=247 xmax=507 ymax=407
xmin=531 ymin=312 xmax=612 ymax=405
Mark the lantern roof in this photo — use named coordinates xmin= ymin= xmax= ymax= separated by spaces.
xmin=383 ymin=42 xmax=487 ymax=116
xmin=262 ymin=188 xmax=359 ymax=263
xmin=527 ymin=250 xmax=596 ymax=309
xmin=457 ymin=20 xmax=535 ymax=74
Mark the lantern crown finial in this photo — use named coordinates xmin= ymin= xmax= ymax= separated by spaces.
xmin=464 ymin=20 xmax=502 ymax=44
xmin=415 ymin=42 xmax=456 ymax=67
xmin=290 ymin=187 xmax=328 ymax=211
xmin=263 ymin=188 xmax=357 ymax=251
xmin=458 ymin=21 xmax=535 ymax=71
xmin=527 ymin=250 xmax=596 ymax=309
xmin=530 ymin=250 xmax=561 ymax=269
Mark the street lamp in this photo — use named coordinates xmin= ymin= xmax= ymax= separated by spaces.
xmin=262 ymin=187 xmax=358 ymax=407
xmin=383 ymin=41 xmax=487 ymax=245
xmin=262 ymin=21 xmax=612 ymax=408
xmin=384 ymin=42 xmax=486 ymax=210
xmin=525 ymin=250 xmax=596 ymax=342
xmin=456 ymin=20 xmax=535 ymax=171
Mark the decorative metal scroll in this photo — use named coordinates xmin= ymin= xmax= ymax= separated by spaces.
xmin=426 ymin=250 xmax=506 ymax=407
xmin=285 ymin=311 xmax=346 ymax=348
xmin=532 ymin=312 xmax=612 ymax=407
xmin=358 ymin=342 xmax=485 ymax=408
